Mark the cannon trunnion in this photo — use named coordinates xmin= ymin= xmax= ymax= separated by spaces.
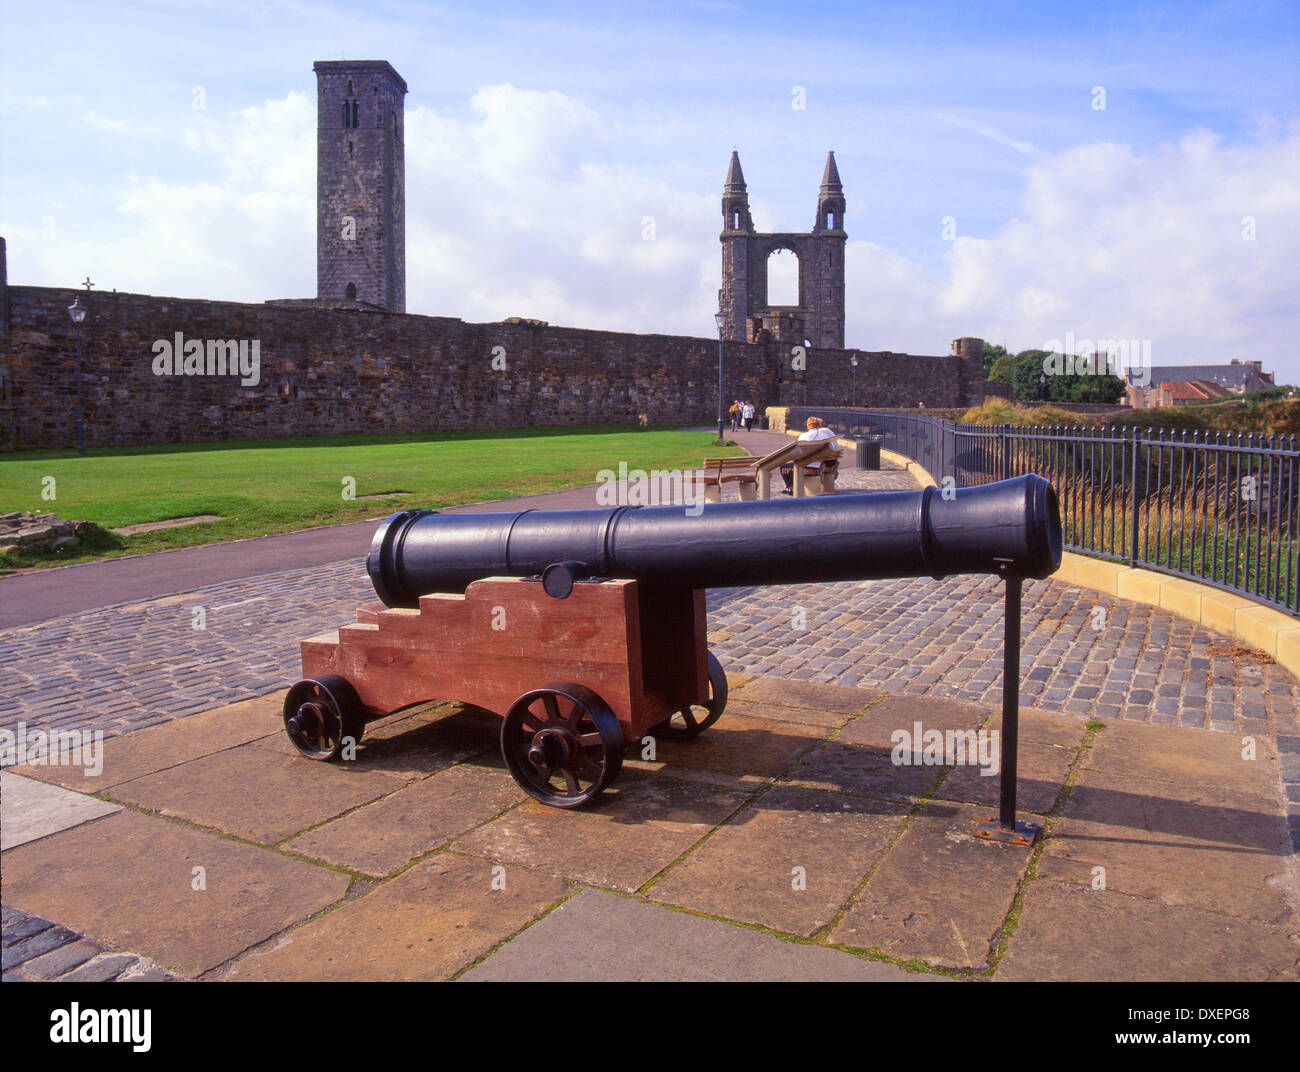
xmin=285 ymin=475 xmax=1061 ymax=818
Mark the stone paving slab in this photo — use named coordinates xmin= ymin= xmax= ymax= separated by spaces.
xmin=1042 ymin=766 xmax=1294 ymax=921
xmin=1083 ymin=719 xmax=1279 ymax=802
xmin=282 ymin=762 xmax=525 ymax=877
xmin=779 ymin=738 xmax=946 ymax=801
xmin=463 ymin=887 xmax=945 ymax=982
xmin=452 ymin=771 xmax=749 ymax=892
xmin=0 ymin=810 xmax=351 ymax=977
xmin=223 ymin=853 xmax=570 ymax=981
xmin=930 ymin=740 xmax=1075 ymax=814
xmin=253 ymin=701 xmax=500 ymax=780
xmin=730 ymin=676 xmax=885 ymax=714
xmin=0 ymin=771 xmax=122 ymax=850
xmin=10 ymin=694 xmax=285 ymax=793
xmin=626 ymin=711 xmax=830 ymax=790
xmin=722 ymin=697 xmax=858 ymax=730
xmin=985 ymin=706 xmax=1092 ymax=748
xmin=108 ymin=738 xmax=407 ymax=845
xmin=836 ymin=693 xmax=991 ymax=748
xmin=646 ymin=785 xmax=909 ymax=937
xmin=995 ymin=879 xmax=1300 ymax=981
xmin=830 ymin=800 xmax=1040 ymax=969
xmin=1033 ymin=854 xmax=1294 ymax=927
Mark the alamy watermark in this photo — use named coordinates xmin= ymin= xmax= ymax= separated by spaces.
xmin=596 ymin=462 xmax=705 ymax=517
xmin=890 ymin=721 xmax=1000 ymax=777
xmin=152 ymin=332 xmax=260 ymax=386
xmin=1040 ymin=332 xmax=1151 ymax=386
xmin=1 ymin=722 xmax=103 ymax=776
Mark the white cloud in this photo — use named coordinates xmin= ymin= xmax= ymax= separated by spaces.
xmin=16 ymin=92 xmax=316 ymax=301
xmin=925 ymin=124 xmax=1300 ymax=378
xmin=841 ymin=123 xmax=1300 ymax=380
xmin=405 ymin=85 xmax=719 ymax=333
xmin=12 ymin=83 xmax=1298 ymax=385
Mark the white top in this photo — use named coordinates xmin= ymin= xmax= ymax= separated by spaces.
xmin=742 ymin=404 xmax=755 ymax=418
xmin=796 ymin=426 xmax=839 ymax=468
xmin=798 ymin=427 xmax=838 ymax=442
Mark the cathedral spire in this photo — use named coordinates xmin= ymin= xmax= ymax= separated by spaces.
xmin=722 ymin=150 xmax=752 ymax=234
xmin=815 ymin=150 xmax=845 ymax=234
xmin=820 ymin=150 xmax=842 ymax=193
xmin=724 ymin=150 xmax=747 ymax=194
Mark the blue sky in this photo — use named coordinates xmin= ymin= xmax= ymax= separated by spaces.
xmin=2 ymin=0 xmax=1297 ymax=382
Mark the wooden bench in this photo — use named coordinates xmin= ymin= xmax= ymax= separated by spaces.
xmin=699 ymin=456 xmax=760 ymax=502
xmin=700 ymin=438 xmax=843 ymax=502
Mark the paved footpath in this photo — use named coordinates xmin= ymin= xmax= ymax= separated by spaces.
xmin=3 ymin=436 xmax=1299 ymax=981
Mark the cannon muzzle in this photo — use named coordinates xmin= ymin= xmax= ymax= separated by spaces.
xmin=367 ymin=474 xmax=1061 ymax=608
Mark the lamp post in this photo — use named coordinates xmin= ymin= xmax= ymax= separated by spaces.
xmin=850 ymin=354 xmax=859 ymax=408
xmin=68 ymin=297 xmax=87 ymax=455
xmin=714 ymin=311 xmax=726 ymax=442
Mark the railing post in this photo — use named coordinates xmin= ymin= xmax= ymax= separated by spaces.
xmin=1129 ymin=428 xmax=1141 ymax=568
xmin=1001 ymin=424 xmax=1011 ymax=482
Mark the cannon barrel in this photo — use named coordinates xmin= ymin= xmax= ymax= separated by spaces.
xmin=367 ymin=474 xmax=1062 ymax=608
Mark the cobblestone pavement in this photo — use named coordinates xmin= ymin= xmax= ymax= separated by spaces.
xmin=1 ymin=904 xmax=178 ymax=982
xmin=3 ymin=463 xmax=1294 ymax=743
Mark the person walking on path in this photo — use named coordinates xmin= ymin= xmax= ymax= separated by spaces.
xmin=729 ymin=400 xmax=743 ymax=432
xmin=742 ymin=400 xmax=756 ymax=431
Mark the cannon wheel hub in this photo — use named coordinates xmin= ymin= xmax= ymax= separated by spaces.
xmin=502 ymin=683 xmax=624 ymax=808
xmin=283 ymin=676 xmax=365 ymax=761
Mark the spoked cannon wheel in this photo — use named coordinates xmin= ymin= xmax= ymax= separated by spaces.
xmin=283 ymin=675 xmax=365 ymax=761
xmin=649 ymin=650 xmax=728 ymax=741
xmin=502 ymin=683 xmax=624 ymax=808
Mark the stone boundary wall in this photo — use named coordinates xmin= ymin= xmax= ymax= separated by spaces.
xmin=3 ymin=287 xmax=783 ymax=450
xmin=772 ymin=345 xmax=983 ymax=411
xmin=3 ymin=280 xmax=978 ymax=450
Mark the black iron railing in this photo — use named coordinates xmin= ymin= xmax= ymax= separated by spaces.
xmin=786 ymin=407 xmax=1300 ymax=616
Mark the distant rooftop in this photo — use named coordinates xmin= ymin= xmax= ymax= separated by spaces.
xmin=1127 ymin=363 xmax=1271 ymax=388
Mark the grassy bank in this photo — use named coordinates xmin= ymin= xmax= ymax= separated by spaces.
xmin=0 ymin=425 xmax=739 ymax=569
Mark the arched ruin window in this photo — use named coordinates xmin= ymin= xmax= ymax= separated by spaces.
xmin=346 ymin=283 xmax=357 ymax=301
xmin=766 ymin=248 xmax=799 ymax=307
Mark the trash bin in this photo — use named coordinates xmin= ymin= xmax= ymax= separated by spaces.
xmin=846 ymin=435 xmax=881 ymax=470
xmin=758 ymin=415 xmax=770 ymax=430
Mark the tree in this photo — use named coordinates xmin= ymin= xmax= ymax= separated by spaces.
xmin=1012 ymin=351 xmax=1052 ymax=401
xmin=1012 ymin=349 xmax=1125 ymax=403
xmin=988 ymin=353 xmax=1018 ymax=383
xmin=982 ymin=342 xmax=1011 ymax=380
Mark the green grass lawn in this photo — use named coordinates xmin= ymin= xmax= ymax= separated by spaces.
xmin=0 ymin=425 xmax=741 ymax=569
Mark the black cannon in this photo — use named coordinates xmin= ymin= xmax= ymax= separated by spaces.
xmin=367 ymin=474 xmax=1061 ymax=604
xmin=288 ymin=474 xmax=1060 ymax=839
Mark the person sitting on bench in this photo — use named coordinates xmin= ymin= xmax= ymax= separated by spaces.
xmin=781 ymin=417 xmax=839 ymax=494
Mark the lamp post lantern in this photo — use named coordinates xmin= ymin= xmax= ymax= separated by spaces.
xmin=714 ymin=311 xmax=726 ymax=443
xmin=67 ymin=297 xmax=87 ymax=455
xmin=850 ymin=354 xmax=859 ymax=408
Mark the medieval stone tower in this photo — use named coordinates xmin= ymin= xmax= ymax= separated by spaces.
xmin=719 ymin=151 xmax=846 ymax=349
xmin=314 ymin=60 xmax=407 ymax=312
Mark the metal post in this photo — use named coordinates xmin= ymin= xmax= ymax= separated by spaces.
xmin=1130 ymin=430 xmax=1140 ymax=568
xmin=74 ymin=320 xmax=84 ymax=455
xmin=976 ymin=560 xmax=1040 ymax=845
xmin=716 ymin=335 xmax=725 ymax=443
xmin=68 ymin=295 xmax=88 ymax=455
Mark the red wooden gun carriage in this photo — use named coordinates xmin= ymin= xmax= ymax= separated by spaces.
xmin=285 ymin=476 xmax=1061 ymax=840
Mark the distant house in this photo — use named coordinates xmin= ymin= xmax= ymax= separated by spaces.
xmin=1125 ymin=361 xmax=1274 ymax=409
